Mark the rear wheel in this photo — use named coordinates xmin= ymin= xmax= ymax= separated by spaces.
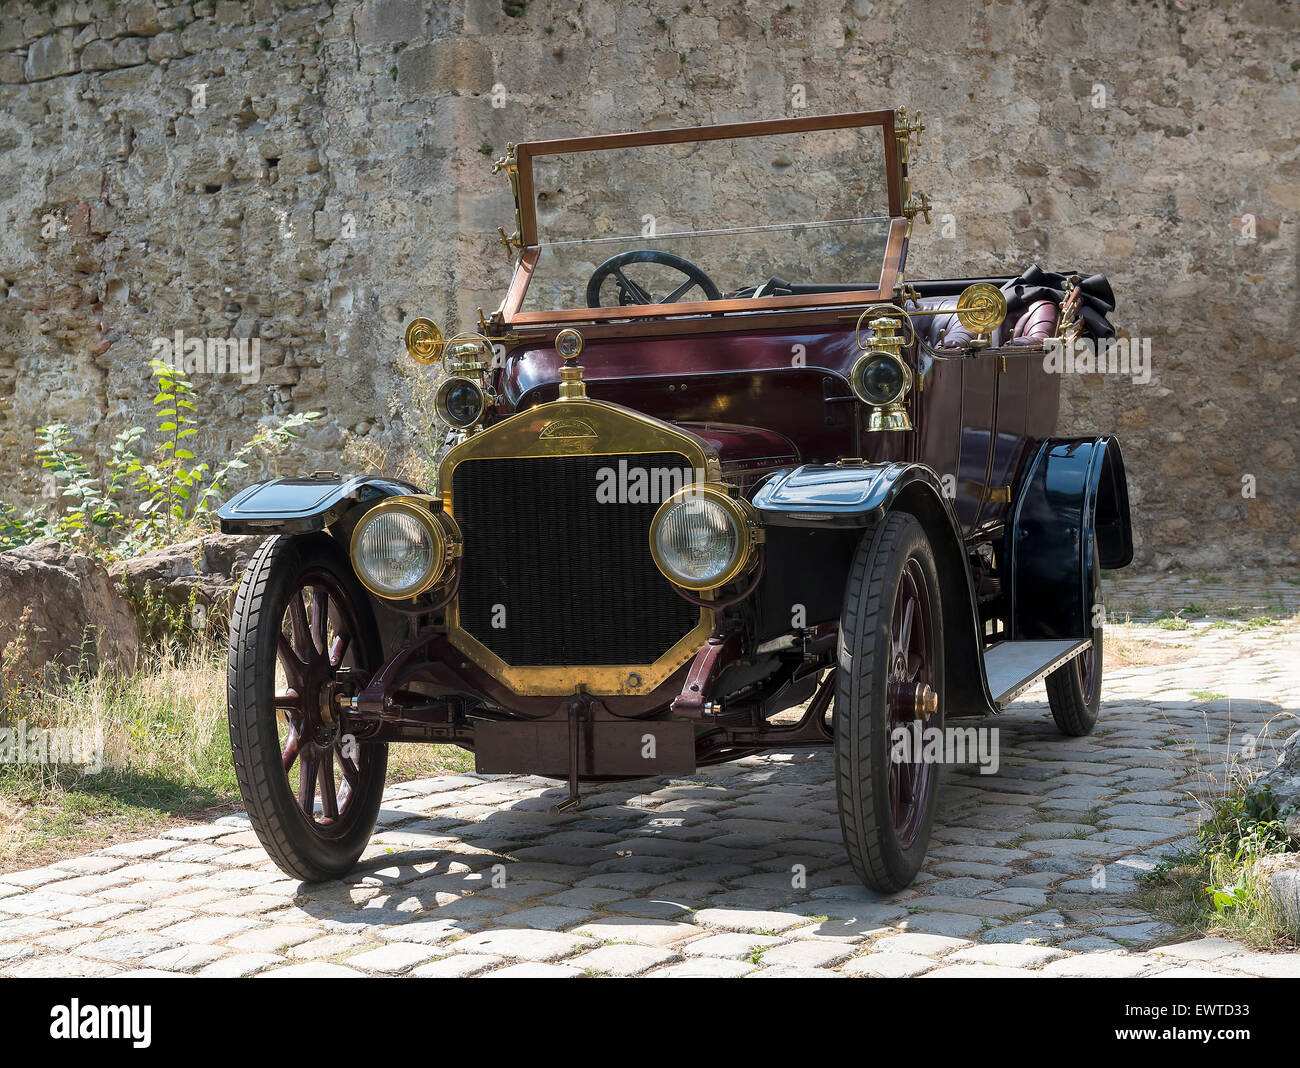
xmin=834 ymin=512 xmax=945 ymax=893
xmin=1045 ymin=546 xmax=1103 ymax=736
xmin=227 ymin=534 xmax=388 ymax=882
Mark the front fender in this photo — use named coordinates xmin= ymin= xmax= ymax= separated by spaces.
xmin=217 ymin=474 xmax=422 ymax=535
xmin=753 ymin=462 xmax=996 ymax=718
xmin=752 ymin=461 xmax=949 ymax=528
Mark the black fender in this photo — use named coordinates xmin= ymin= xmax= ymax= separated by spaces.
xmin=1007 ymin=436 xmax=1132 ymax=642
xmin=753 ymin=463 xmax=996 ymax=717
xmin=217 ymin=474 xmax=423 ymax=535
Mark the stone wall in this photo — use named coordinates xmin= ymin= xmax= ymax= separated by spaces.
xmin=0 ymin=0 xmax=1296 ymax=568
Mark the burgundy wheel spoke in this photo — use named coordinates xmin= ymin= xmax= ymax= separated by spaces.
xmin=277 ymin=634 xmax=306 ymax=685
xmin=886 ymin=558 xmax=936 ymax=846
xmin=282 ymin=725 xmax=303 ymax=773
xmin=310 ymin=588 xmax=330 ymax=657
xmin=273 ymin=568 xmax=376 ymax=834
xmin=288 ymin=591 xmax=313 ymax=664
xmin=896 ymin=596 xmax=915 ymax=668
xmin=298 ymin=752 xmax=319 ymax=812
xmin=337 ymin=751 xmax=359 ymax=789
xmin=329 ymin=632 xmax=351 ymax=669
xmin=319 ymin=759 xmax=338 ymax=821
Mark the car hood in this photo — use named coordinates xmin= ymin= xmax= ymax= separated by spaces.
xmin=674 ymin=421 xmax=799 ymax=483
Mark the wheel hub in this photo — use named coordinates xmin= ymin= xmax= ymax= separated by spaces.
xmin=890 ymin=681 xmax=938 ymax=722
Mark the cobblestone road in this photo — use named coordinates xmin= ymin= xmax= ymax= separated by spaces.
xmin=1 ymin=600 xmax=1297 ymax=977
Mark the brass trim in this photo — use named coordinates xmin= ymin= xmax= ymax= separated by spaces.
xmin=850 ymin=316 xmax=914 ymax=432
xmin=349 ymin=495 xmax=461 ymax=600
xmin=490 ymin=143 xmax=524 ymax=261
xmin=955 ymin=283 xmax=1007 ymax=335
xmin=404 ymin=317 xmax=444 ymax=364
xmin=439 ymin=397 xmax=721 ymax=696
xmin=555 ymin=327 xmax=584 ymax=359
xmin=649 ymin=484 xmax=762 ymax=592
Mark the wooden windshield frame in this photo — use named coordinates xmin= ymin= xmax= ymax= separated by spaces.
xmin=498 ymin=110 xmax=906 ymax=333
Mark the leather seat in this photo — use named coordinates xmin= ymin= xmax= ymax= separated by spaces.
xmin=1008 ymin=299 xmax=1058 ymax=343
xmin=906 ymin=297 xmax=1057 ymax=348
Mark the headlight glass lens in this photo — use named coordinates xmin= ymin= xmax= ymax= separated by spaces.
xmin=653 ymin=495 xmax=741 ymax=589
xmin=435 ymin=377 xmax=486 ymax=429
xmin=852 ymin=353 xmax=906 ymax=406
xmin=355 ymin=510 xmax=437 ymax=597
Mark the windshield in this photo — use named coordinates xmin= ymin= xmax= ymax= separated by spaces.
xmin=515 ymin=119 xmax=896 ymax=317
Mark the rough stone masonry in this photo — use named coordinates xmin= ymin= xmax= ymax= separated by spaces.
xmin=0 ymin=0 xmax=1296 ymax=568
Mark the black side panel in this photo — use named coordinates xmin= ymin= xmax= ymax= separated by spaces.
xmin=1008 ymin=437 xmax=1132 ymax=641
xmin=755 ymin=526 xmax=860 ymax=639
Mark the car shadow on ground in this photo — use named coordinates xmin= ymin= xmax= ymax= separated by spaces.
xmin=272 ymin=696 xmax=1297 ymax=963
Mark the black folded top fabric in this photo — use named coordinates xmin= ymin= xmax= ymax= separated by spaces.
xmin=1001 ymin=264 xmax=1117 ymax=340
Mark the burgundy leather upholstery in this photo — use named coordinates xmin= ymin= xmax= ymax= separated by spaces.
xmin=1010 ymin=299 xmax=1058 ymax=343
xmin=907 ymin=297 xmax=1058 ymax=349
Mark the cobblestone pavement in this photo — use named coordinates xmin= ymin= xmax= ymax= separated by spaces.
xmin=1 ymin=617 xmax=1297 ymax=978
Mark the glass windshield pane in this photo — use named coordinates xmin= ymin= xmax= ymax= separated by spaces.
xmin=522 ymin=124 xmax=892 ymax=314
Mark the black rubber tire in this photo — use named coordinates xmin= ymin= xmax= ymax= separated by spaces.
xmin=227 ymin=533 xmax=388 ymax=882
xmin=834 ymin=512 xmax=945 ymax=893
xmin=1045 ymin=547 xmax=1103 ymax=736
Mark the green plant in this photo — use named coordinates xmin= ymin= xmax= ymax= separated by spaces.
xmin=0 ymin=361 xmax=319 ymax=558
xmin=1139 ymin=780 xmax=1297 ymax=946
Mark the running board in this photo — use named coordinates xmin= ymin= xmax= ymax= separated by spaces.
xmin=982 ymin=638 xmax=1092 ymax=709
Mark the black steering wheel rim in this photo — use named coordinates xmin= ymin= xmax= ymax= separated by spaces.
xmin=585 ymin=249 xmax=722 ymax=309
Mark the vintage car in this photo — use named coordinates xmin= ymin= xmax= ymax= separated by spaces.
xmin=218 ymin=110 xmax=1132 ymax=891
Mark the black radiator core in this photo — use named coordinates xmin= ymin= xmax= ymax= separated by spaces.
xmin=452 ymin=453 xmax=701 ymax=666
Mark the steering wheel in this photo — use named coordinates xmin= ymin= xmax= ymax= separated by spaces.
xmin=585 ymin=250 xmax=722 ymax=309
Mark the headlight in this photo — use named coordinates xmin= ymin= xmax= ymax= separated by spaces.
xmin=649 ymin=485 xmax=761 ymax=591
xmin=434 ymin=376 xmax=487 ymax=429
xmin=850 ymin=351 xmax=909 ymax=406
xmin=349 ymin=496 xmax=460 ymax=599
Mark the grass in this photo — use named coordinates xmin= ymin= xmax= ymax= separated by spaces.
xmin=0 ymin=638 xmax=473 ymax=873
xmin=1137 ymin=780 xmax=1298 ymax=950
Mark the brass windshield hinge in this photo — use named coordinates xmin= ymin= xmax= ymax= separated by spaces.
xmin=902 ymin=190 xmax=932 ymax=224
xmin=896 ymin=107 xmax=925 ymax=147
xmin=491 ymin=142 xmax=525 ymax=257
xmin=496 ymin=226 xmax=523 ymax=256
xmin=490 ymin=143 xmax=518 ymax=177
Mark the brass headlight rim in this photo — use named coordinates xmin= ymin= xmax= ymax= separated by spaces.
xmin=849 ymin=349 xmax=913 ymax=408
xmin=404 ymin=317 xmax=445 ymax=365
xmin=349 ymin=496 xmax=459 ymax=601
xmin=649 ymin=484 xmax=760 ymax=593
xmin=434 ymin=375 xmax=488 ymax=431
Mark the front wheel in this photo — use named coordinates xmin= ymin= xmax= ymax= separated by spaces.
xmin=227 ymin=534 xmax=388 ymax=882
xmin=834 ymin=512 xmax=945 ymax=893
